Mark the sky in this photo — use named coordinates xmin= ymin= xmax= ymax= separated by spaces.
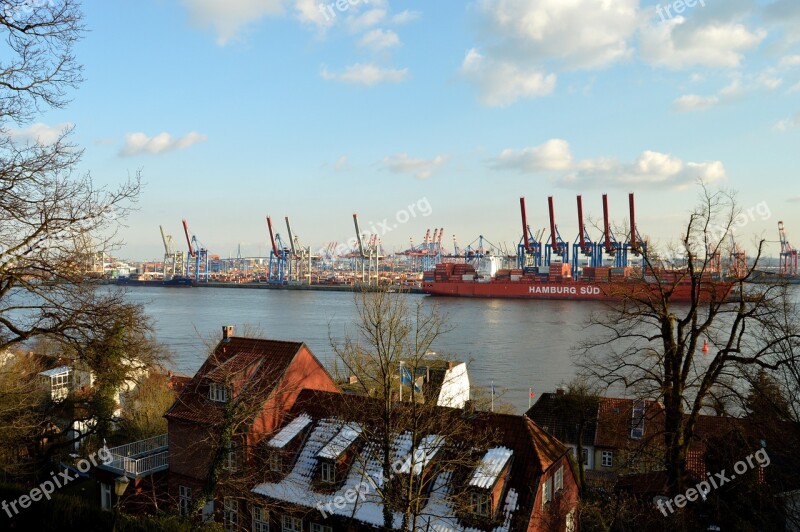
xmin=11 ymin=0 xmax=800 ymax=260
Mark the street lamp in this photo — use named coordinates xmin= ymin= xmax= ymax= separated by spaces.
xmin=112 ymin=475 xmax=129 ymax=531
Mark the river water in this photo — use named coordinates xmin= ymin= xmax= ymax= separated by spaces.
xmin=122 ymin=287 xmax=618 ymax=413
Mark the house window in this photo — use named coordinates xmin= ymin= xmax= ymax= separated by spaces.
xmin=555 ymin=465 xmax=564 ymax=492
xmin=601 ymin=450 xmax=613 ymax=468
xmin=631 ymin=401 xmax=645 ymax=439
xmin=252 ymin=506 xmax=269 ymax=532
xmin=471 ymin=492 xmax=491 ymax=516
xmin=51 ymin=371 xmax=72 ymax=401
xmin=321 ymin=461 xmax=335 ymax=484
xmin=282 ymin=515 xmax=302 ymax=532
xmin=209 ymin=382 xmax=230 ymax=402
xmin=311 ymin=525 xmax=333 ymax=532
xmin=178 ymin=485 xmax=192 ymax=516
xmin=581 ymin=448 xmax=589 ymax=466
xmin=269 ymin=452 xmax=282 ymax=472
xmin=225 ymin=448 xmax=238 ymax=471
xmin=223 ymin=498 xmax=238 ymax=531
xmin=100 ymin=483 xmax=112 ymax=511
xmin=542 ymin=476 xmax=553 ymax=508
xmin=202 ymin=500 xmax=214 ymax=522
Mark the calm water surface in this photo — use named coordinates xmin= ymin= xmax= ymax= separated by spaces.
xmin=123 ymin=287 xmax=615 ymax=413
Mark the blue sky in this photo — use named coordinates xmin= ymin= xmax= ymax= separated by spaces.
xmin=12 ymin=0 xmax=800 ymax=260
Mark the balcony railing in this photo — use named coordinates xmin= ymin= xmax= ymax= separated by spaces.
xmin=99 ymin=434 xmax=169 ymax=478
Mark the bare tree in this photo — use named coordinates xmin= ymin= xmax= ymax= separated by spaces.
xmin=332 ymin=289 xmax=493 ymax=531
xmin=580 ymin=185 xmax=800 ymax=499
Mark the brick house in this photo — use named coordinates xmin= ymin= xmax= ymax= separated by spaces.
xmin=162 ymin=326 xmax=340 ymax=519
xmin=247 ymin=389 xmax=579 ymax=531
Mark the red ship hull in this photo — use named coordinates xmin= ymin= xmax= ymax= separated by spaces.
xmin=422 ymin=279 xmax=732 ymax=303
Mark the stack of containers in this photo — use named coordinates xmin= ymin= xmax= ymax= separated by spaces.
xmin=434 ymin=263 xmax=454 ymax=282
xmin=452 ymin=263 xmax=476 ymax=281
xmin=548 ymin=263 xmax=571 ymax=282
xmin=510 ymin=269 xmax=523 ymax=282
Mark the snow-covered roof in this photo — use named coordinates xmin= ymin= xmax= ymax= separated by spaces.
xmin=317 ymin=423 xmax=362 ymax=460
xmin=398 ymin=434 xmax=443 ymax=476
xmin=469 ymin=447 xmax=513 ymax=489
xmin=39 ymin=365 xmax=72 ymax=378
xmin=266 ymin=414 xmax=312 ymax=449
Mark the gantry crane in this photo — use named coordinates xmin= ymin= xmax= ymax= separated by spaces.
xmin=545 ymin=196 xmax=569 ymax=265
xmin=571 ymin=194 xmax=599 ymax=277
xmin=352 ymin=214 xmax=381 ymax=286
xmin=517 ymin=197 xmax=543 ymax=270
xmin=285 ymin=216 xmax=315 ymax=284
xmin=182 ymin=219 xmax=209 ymax=282
xmin=779 ymin=221 xmax=799 ymax=276
xmin=266 ymin=216 xmax=291 ymax=284
xmin=160 ymin=225 xmax=185 ymax=279
xmin=597 ymin=193 xmax=624 ymax=267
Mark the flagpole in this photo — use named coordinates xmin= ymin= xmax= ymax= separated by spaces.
xmin=399 ymin=361 xmax=403 ymax=403
xmin=491 ymin=381 xmax=494 ymax=413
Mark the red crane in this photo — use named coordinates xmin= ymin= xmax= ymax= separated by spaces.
xmin=182 ymin=219 xmax=196 ymax=257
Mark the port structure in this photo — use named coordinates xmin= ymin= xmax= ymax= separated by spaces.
xmin=352 ymin=214 xmax=381 ymax=286
xmin=596 ymin=193 xmax=626 ymax=267
xmin=779 ymin=221 xmax=799 ymax=276
xmin=571 ymin=195 xmax=600 ymax=278
xmin=402 ymin=228 xmax=444 ymax=272
xmin=160 ymin=225 xmax=185 ymax=279
xmin=266 ymin=216 xmax=292 ymax=285
xmin=623 ymin=192 xmax=647 ymax=265
xmin=517 ymin=197 xmax=543 ymax=270
xmin=728 ymin=234 xmax=747 ymax=279
xmin=545 ymin=196 xmax=570 ymax=266
xmin=285 ymin=216 xmax=315 ymax=285
xmin=182 ymin=219 xmax=209 ymax=282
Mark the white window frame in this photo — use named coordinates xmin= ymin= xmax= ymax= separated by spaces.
xmin=631 ymin=401 xmax=645 ymax=439
xmin=252 ymin=506 xmax=270 ymax=532
xmin=566 ymin=508 xmax=577 ymax=532
xmin=100 ymin=482 xmax=112 ymax=511
xmin=542 ymin=476 xmax=553 ymax=508
xmin=581 ymin=448 xmax=589 ymax=466
xmin=310 ymin=524 xmax=333 ymax=532
xmin=225 ymin=448 xmax=238 ymax=471
xmin=223 ymin=497 xmax=238 ymax=532
xmin=320 ymin=461 xmax=335 ymax=484
xmin=601 ymin=450 xmax=613 ymax=468
xmin=555 ymin=465 xmax=564 ymax=492
xmin=269 ymin=451 xmax=282 ymax=473
xmin=282 ymin=515 xmax=302 ymax=532
xmin=178 ymin=485 xmax=192 ymax=516
xmin=471 ymin=492 xmax=491 ymax=516
xmin=209 ymin=382 xmax=230 ymax=402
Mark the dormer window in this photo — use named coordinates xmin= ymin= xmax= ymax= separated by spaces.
xmin=471 ymin=492 xmax=491 ymax=516
xmin=269 ymin=451 xmax=282 ymax=472
xmin=209 ymin=382 xmax=230 ymax=402
xmin=554 ymin=465 xmax=564 ymax=492
xmin=320 ymin=461 xmax=336 ymax=484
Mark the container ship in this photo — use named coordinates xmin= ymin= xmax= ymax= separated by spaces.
xmin=422 ymin=262 xmax=733 ymax=302
xmin=116 ymin=274 xmax=195 ymax=287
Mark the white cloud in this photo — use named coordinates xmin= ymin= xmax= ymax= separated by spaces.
xmin=346 ymin=8 xmax=386 ymax=32
xmin=295 ymin=0 xmax=335 ymax=29
xmin=640 ymin=17 xmax=766 ymax=69
xmin=180 ymin=0 xmax=285 ymax=45
xmin=358 ymin=29 xmax=400 ymax=50
xmin=320 ymin=63 xmax=409 ymax=86
xmin=789 ymin=81 xmax=800 ymax=93
xmin=392 ymin=10 xmax=420 ymax=25
xmin=673 ymin=94 xmax=720 ymax=112
xmin=334 ymin=155 xmax=350 ymax=171
xmin=120 ymin=131 xmax=208 ymax=157
xmin=381 ymin=153 xmax=448 ymax=179
xmin=492 ymin=139 xmax=573 ymax=172
xmin=7 ymin=122 xmax=72 ymax=145
xmin=491 ymin=139 xmax=726 ymax=189
xmin=775 ymin=112 xmax=800 ymax=131
xmin=460 ymin=48 xmax=556 ymax=107
xmin=476 ymin=0 xmax=639 ymax=69
xmin=779 ymin=55 xmax=800 ymax=67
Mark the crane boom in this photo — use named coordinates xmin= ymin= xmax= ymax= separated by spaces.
xmin=160 ymin=225 xmax=172 ymax=255
xmin=548 ymin=196 xmax=560 ymax=254
xmin=577 ymin=195 xmax=587 ymax=252
xmin=182 ymin=219 xmax=196 ymax=257
xmin=266 ymin=216 xmax=279 ymax=256
xmin=629 ymin=193 xmax=638 ymax=252
xmin=602 ymin=194 xmax=614 ymax=253
xmin=353 ymin=214 xmax=366 ymax=257
xmin=520 ymin=197 xmax=532 ymax=252
xmin=285 ymin=216 xmax=297 ymax=257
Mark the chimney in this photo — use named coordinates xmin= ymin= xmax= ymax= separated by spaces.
xmin=556 ymin=388 xmax=565 ymax=396
xmin=222 ymin=325 xmax=234 ymax=341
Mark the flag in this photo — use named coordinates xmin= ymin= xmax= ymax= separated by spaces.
xmin=530 ymin=387 xmax=535 ymax=399
xmin=400 ymin=365 xmax=421 ymax=393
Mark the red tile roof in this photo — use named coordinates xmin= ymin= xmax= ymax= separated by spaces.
xmin=164 ymin=337 xmax=305 ymax=425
